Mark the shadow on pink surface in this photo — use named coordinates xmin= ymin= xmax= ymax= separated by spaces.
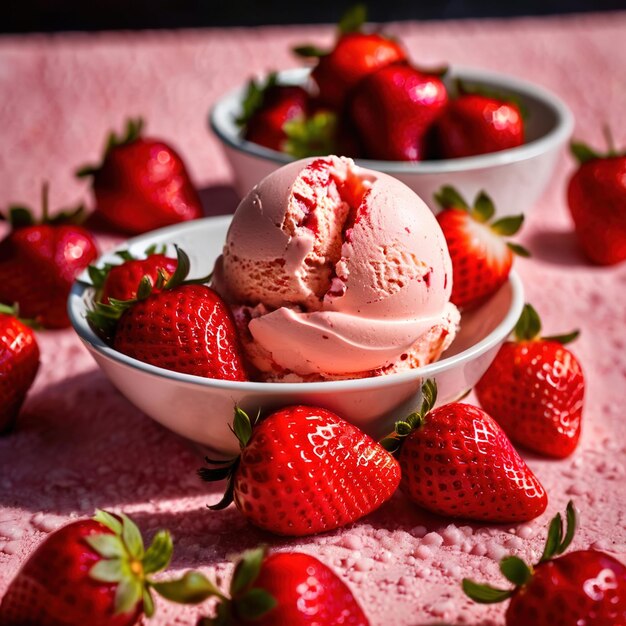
xmin=525 ymin=227 xmax=589 ymax=267
xmin=198 ymin=184 xmax=240 ymax=218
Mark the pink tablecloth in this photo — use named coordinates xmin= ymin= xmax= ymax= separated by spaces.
xmin=1 ymin=12 xmax=626 ymax=626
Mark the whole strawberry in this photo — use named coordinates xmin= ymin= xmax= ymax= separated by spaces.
xmin=237 ymin=74 xmax=309 ymax=152
xmin=0 ymin=304 xmax=40 ymax=434
xmin=88 ymin=247 xmax=247 ymax=381
xmin=476 ymin=304 xmax=584 ymax=459
xmin=464 ymin=501 xmax=626 ymax=626
xmin=237 ymin=74 xmax=340 ymax=159
xmin=294 ymin=5 xmax=406 ymax=111
xmin=0 ymin=184 xmax=98 ymax=328
xmin=435 ymin=85 xmax=524 ymax=159
xmin=384 ymin=380 xmax=548 ymax=523
xmin=199 ymin=405 xmax=401 ymax=536
xmin=349 ymin=63 xmax=448 ymax=161
xmin=88 ymin=244 xmax=177 ymax=304
xmin=77 ymin=118 xmax=203 ymax=235
xmin=189 ymin=548 xmax=370 ymax=626
xmin=567 ymin=131 xmax=626 ymax=265
xmin=0 ymin=509 xmax=210 ymax=625
xmin=435 ymin=186 xmax=529 ymax=309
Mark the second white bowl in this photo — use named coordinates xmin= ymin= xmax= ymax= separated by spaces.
xmin=211 ymin=66 xmax=573 ymax=216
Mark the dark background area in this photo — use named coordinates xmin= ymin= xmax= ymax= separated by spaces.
xmin=4 ymin=0 xmax=626 ymax=33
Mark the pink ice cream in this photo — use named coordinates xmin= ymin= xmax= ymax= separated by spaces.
xmin=212 ymin=156 xmax=459 ymax=381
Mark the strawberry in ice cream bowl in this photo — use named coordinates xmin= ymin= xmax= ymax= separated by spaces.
xmin=69 ymin=156 xmax=523 ymax=454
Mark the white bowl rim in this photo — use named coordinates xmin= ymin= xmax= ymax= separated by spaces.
xmin=68 ymin=216 xmax=525 ymax=393
xmin=210 ymin=65 xmax=574 ymax=175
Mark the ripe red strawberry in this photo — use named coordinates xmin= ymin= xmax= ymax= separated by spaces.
xmin=155 ymin=548 xmax=369 ymax=625
xmin=435 ymin=87 xmax=524 ymax=159
xmin=199 ymin=405 xmax=401 ymax=536
xmin=0 ymin=509 xmax=209 ymax=625
xmin=88 ymin=247 xmax=247 ymax=381
xmin=77 ymin=118 xmax=203 ymax=235
xmin=434 ymin=186 xmax=529 ymax=309
xmin=464 ymin=501 xmax=626 ymax=626
xmin=0 ymin=304 xmax=40 ymax=434
xmin=0 ymin=185 xmax=98 ymax=328
xmin=476 ymin=304 xmax=584 ymax=459
xmin=237 ymin=74 xmax=309 ymax=152
xmin=567 ymin=131 xmax=626 ymax=265
xmin=88 ymin=245 xmax=177 ymax=304
xmin=188 ymin=548 xmax=370 ymax=626
xmin=384 ymin=380 xmax=547 ymax=523
xmin=349 ymin=63 xmax=448 ymax=161
xmin=294 ymin=6 xmax=406 ymax=111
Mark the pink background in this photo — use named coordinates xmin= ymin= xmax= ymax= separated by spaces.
xmin=1 ymin=12 xmax=626 ymax=625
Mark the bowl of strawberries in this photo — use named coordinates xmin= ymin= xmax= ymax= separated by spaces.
xmin=210 ymin=8 xmax=573 ymax=216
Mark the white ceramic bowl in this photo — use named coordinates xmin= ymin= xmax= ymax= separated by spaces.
xmin=211 ymin=66 xmax=573 ymax=216
xmin=69 ymin=216 xmax=524 ymax=455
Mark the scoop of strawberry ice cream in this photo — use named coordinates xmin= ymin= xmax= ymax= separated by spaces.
xmin=212 ymin=156 xmax=459 ymax=381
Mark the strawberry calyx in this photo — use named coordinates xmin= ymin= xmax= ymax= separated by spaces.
xmin=196 ymin=548 xmax=278 ymax=625
xmin=86 ymin=245 xmax=211 ymax=339
xmin=514 ymin=303 xmax=580 ymax=344
xmin=89 ymin=509 xmax=231 ymax=615
xmin=1 ymin=182 xmax=85 ymax=229
xmin=293 ymin=5 xmax=367 ymax=58
xmin=570 ymin=126 xmax=626 ymax=164
xmin=434 ymin=185 xmax=530 ymax=258
xmin=160 ymin=548 xmax=275 ymax=626
xmin=0 ymin=302 xmax=40 ymax=329
xmin=76 ymin=118 xmax=144 ymax=178
xmin=463 ymin=501 xmax=577 ymax=604
xmin=380 ymin=379 xmax=437 ymax=454
xmin=197 ymin=406 xmax=260 ymax=510
xmin=87 ymin=509 xmax=174 ymax=617
xmin=283 ymin=110 xmax=339 ymax=158
xmin=292 ymin=4 xmax=372 ymax=58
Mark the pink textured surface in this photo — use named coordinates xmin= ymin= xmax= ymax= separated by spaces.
xmin=1 ymin=12 xmax=626 ymax=625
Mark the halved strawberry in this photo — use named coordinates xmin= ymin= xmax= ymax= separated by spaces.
xmin=434 ymin=186 xmax=529 ymax=309
xmin=199 ymin=405 xmax=400 ymax=536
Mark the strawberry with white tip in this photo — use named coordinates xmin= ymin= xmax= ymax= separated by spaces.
xmin=434 ymin=186 xmax=529 ymax=309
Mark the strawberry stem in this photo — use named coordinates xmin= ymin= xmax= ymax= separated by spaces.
xmin=603 ymin=124 xmax=617 ymax=156
xmin=41 ymin=181 xmax=50 ymax=223
xmin=338 ymin=4 xmax=367 ymax=34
